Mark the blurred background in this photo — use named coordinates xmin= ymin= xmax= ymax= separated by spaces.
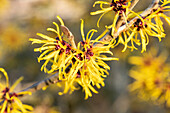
xmin=0 ymin=0 xmax=170 ymax=113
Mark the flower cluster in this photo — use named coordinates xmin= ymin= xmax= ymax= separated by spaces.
xmin=0 ymin=68 xmax=33 ymax=113
xmin=30 ymin=17 xmax=118 ymax=99
xmin=120 ymin=17 xmax=165 ymax=53
xmin=118 ymin=0 xmax=170 ymax=53
xmin=128 ymin=48 xmax=170 ymax=107
xmin=91 ymin=0 xmax=170 ymax=53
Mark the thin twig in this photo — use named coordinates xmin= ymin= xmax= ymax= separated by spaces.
xmin=20 ymin=73 xmax=60 ymax=93
xmin=0 ymin=73 xmax=60 ymax=106
xmin=129 ymin=0 xmax=140 ymax=11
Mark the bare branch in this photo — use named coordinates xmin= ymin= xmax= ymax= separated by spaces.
xmin=129 ymin=0 xmax=140 ymax=11
xmin=115 ymin=0 xmax=140 ymax=30
xmin=20 ymin=73 xmax=60 ymax=93
xmin=94 ymin=31 xmax=113 ymax=47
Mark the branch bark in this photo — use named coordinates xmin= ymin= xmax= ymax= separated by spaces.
xmin=20 ymin=73 xmax=60 ymax=93
xmin=115 ymin=0 xmax=140 ymax=31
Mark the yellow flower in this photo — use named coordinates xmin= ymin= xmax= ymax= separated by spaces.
xmin=90 ymin=0 xmax=131 ymax=35
xmin=0 ymin=25 xmax=28 ymax=52
xmin=29 ymin=16 xmax=75 ymax=74
xmin=148 ymin=0 xmax=170 ymax=33
xmin=128 ymin=48 xmax=170 ymax=107
xmin=57 ymin=19 xmax=119 ymax=99
xmin=0 ymin=0 xmax=9 ymax=15
xmin=0 ymin=68 xmax=33 ymax=113
xmin=120 ymin=17 xmax=165 ymax=53
xmin=30 ymin=16 xmax=119 ymax=99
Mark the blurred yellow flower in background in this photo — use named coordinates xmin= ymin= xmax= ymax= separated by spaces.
xmin=0 ymin=0 xmax=9 ymax=15
xmin=0 ymin=25 xmax=28 ymax=52
xmin=128 ymin=47 xmax=168 ymax=71
xmin=128 ymin=47 xmax=170 ymax=107
xmin=0 ymin=68 xmax=33 ymax=113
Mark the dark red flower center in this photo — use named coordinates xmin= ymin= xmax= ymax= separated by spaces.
xmin=134 ymin=18 xmax=148 ymax=31
xmin=110 ymin=0 xmax=128 ymax=14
